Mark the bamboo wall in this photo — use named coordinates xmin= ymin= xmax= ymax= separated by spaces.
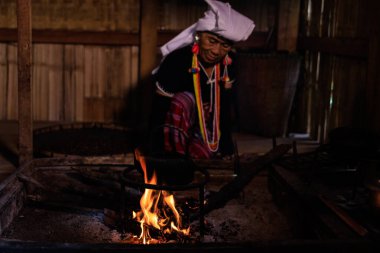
xmin=292 ymin=0 xmax=371 ymax=141
xmin=0 ymin=0 xmax=275 ymax=125
xmin=0 ymin=43 xmax=139 ymax=122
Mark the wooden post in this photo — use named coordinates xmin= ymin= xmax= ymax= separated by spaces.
xmin=17 ymin=0 xmax=33 ymax=165
xmin=277 ymin=0 xmax=301 ymax=52
xmin=138 ymin=0 xmax=158 ymax=130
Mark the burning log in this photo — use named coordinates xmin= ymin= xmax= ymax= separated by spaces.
xmin=129 ymin=150 xmax=193 ymax=244
xmin=192 ymin=144 xmax=292 ymax=220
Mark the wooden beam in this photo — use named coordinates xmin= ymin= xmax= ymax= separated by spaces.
xmin=0 ymin=29 xmax=139 ymax=46
xmin=17 ymin=0 xmax=33 ymax=166
xmin=0 ymin=28 xmax=269 ymax=49
xmin=298 ymin=37 xmax=368 ymax=58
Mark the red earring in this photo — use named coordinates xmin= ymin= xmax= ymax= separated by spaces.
xmin=223 ymin=54 xmax=232 ymax=65
xmin=192 ymin=42 xmax=199 ymax=55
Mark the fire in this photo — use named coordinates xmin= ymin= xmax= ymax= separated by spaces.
xmin=132 ymin=149 xmax=190 ymax=244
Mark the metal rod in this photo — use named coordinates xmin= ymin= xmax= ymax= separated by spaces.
xmin=120 ymin=180 xmax=126 ymax=234
xmin=121 ymin=167 xmax=209 ymax=191
xmin=199 ymin=185 xmax=205 ymax=239
xmin=272 ymin=136 xmax=277 ymax=149
xmin=292 ymin=140 xmax=299 ymax=170
xmin=233 ymin=139 xmax=241 ymax=176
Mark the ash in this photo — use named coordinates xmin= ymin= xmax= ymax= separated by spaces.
xmin=2 ymin=171 xmax=295 ymax=244
xmin=199 ymin=171 xmax=296 ymax=242
xmin=1 ymin=207 xmax=124 ymax=243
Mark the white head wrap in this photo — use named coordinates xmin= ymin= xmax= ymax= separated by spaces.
xmin=160 ymin=0 xmax=255 ymax=58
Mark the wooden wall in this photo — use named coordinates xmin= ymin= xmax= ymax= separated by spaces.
xmin=292 ymin=0 xmax=374 ymax=141
xmin=0 ymin=0 xmax=142 ymax=124
xmin=0 ymin=0 xmax=140 ymax=31
xmin=0 ymin=0 xmax=276 ymax=127
xmin=0 ymin=43 xmax=140 ymax=122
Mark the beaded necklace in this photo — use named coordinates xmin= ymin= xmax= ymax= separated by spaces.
xmin=190 ymin=51 xmax=220 ymax=152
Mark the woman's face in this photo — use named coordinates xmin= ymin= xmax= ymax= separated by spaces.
xmin=197 ymin=32 xmax=232 ymax=66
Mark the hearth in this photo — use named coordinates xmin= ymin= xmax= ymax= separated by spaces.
xmin=0 ymin=142 xmax=379 ymax=252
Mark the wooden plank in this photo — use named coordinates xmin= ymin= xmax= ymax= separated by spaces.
xmin=96 ymin=47 xmax=106 ymax=98
xmin=0 ymin=29 xmax=139 ymax=45
xmin=318 ymin=195 xmax=368 ymax=237
xmin=104 ymin=98 xmax=124 ymax=122
xmin=131 ymin=46 xmax=139 ymax=89
xmin=6 ymin=44 xmax=18 ymax=120
xmin=298 ymin=37 xmax=368 ymax=58
xmin=269 ymin=164 xmax=363 ymax=239
xmin=83 ymin=46 xmax=93 ymax=98
xmin=74 ymin=45 xmax=85 ymax=121
xmin=62 ymin=44 xmax=85 ymax=121
xmin=317 ymin=54 xmax=334 ymax=141
xmin=83 ymin=46 xmax=106 ymax=100
xmin=277 ymin=0 xmax=301 ymax=52
xmin=128 ymin=46 xmax=139 ymax=124
xmin=0 ymin=179 xmax=25 ymax=235
xmin=332 ymin=57 xmax=367 ymax=129
xmin=32 ymin=44 xmax=41 ymax=120
xmin=309 ymin=0 xmax=323 ymax=37
xmin=0 ymin=28 xmax=269 ymax=49
xmin=106 ymin=47 xmax=124 ymax=98
xmin=62 ymin=45 xmax=73 ymax=121
xmin=17 ymin=0 xmax=33 ymax=165
xmin=0 ymin=44 xmax=6 ymax=119
xmin=0 ymin=159 xmax=15 ymax=182
xmin=121 ymin=47 xmax=132 ymax=92
xmin=38 ymin=44 xmax=49 ymax=120
xmin=48 ymin=44 xmax=64 ymax=121
xmin=83 ymin=98 xmax=105 ymax=122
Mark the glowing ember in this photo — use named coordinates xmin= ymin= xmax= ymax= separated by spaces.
xmin=132 ymin=149 xmax=190 ymax=244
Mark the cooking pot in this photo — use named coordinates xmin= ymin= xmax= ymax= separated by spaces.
xmin=134 ymin=152 xmax=196 ymax=186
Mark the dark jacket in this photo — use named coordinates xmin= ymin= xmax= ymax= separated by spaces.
xmin=148 ymin=45 xmax=237 ymax=156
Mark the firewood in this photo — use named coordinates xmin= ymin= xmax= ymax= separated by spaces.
xmin=17 ymin=173 xmax=45 ymax=189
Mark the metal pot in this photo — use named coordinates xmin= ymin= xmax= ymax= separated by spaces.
xmin=135 ymin=153 xmax=196 ymax=186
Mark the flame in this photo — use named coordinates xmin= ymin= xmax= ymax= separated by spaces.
xmin=132 ymin=149 xmax=190 ymax=244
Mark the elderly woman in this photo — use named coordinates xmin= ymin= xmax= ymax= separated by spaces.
xmin=148 ymin=0 xmax=255 ymax=159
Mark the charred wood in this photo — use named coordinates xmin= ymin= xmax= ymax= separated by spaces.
xmin=0 ymin=178 xmax=25 ymax=234
xmin=22 ymin=168 xmax=141 ymax=210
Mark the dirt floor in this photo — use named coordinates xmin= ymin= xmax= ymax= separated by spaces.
xmin=202 ymin=171 xmax=296 ymax=242
xmin=1 ymin=170 xmax=296 ymax=244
